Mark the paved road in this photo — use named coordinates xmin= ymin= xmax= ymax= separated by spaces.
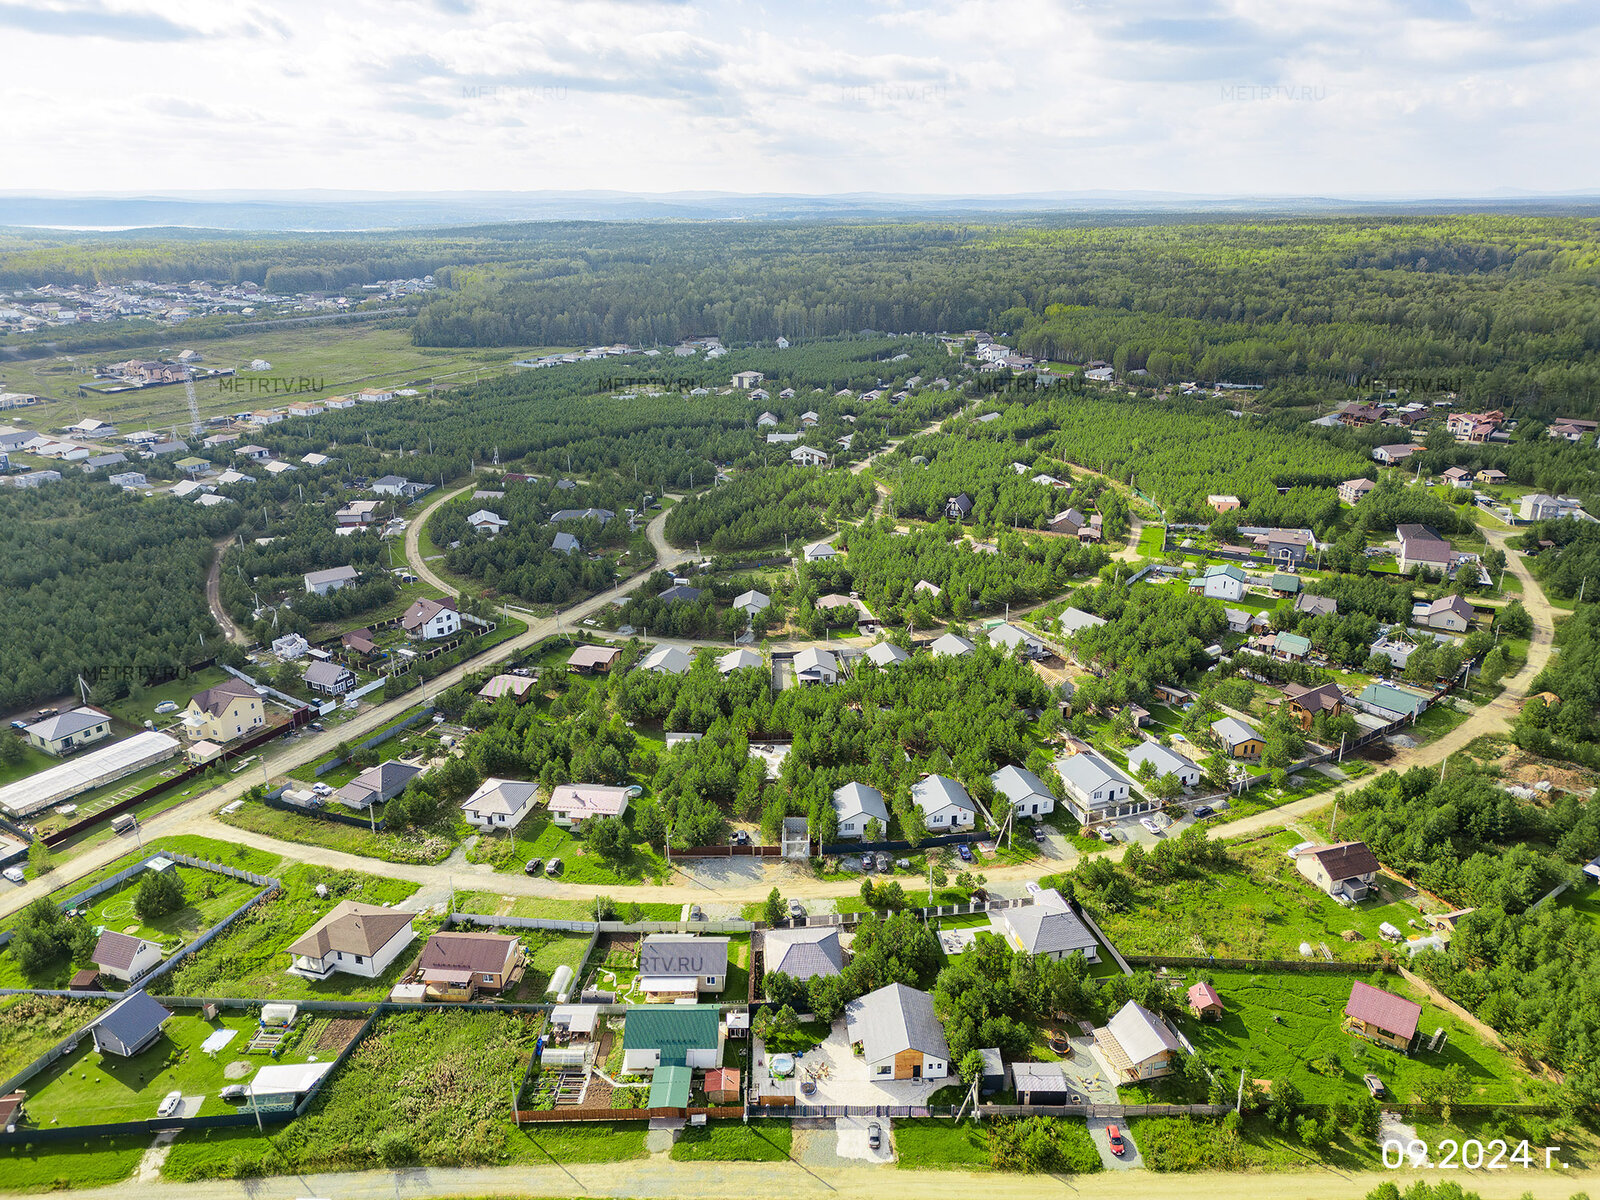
xmin=21 ymin=1155 xmax=1594 ymax=1200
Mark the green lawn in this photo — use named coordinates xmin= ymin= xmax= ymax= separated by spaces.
xmin=1554 ymin=885 xmax=1600 ymax=931
xmin=891 ymin=1118 xmax=992 ymax=1169
xmin=0 ymin=739 xmax=60 ymax=789
xmin=165 ymin=863 xmax=423 ymax=1001
xmin=101 ymin=666 xmax=234 ymax=730
xmin=670 ymin=1119 xmax=793 ymax=1161
xmin=21 ymin=1011 xmax=322 ymax=1127
xmin=0 ymin=862 xmax=261 ymax=989
xmin=1081 ymin=829 xmax=1433 ymax=963
xmin=1175 ymin=970 xmax=1530 ymax=1106
xmin=519 ymin=931 xmax=592 ymax=998
xmin=1131 ymin=1111 xmax=1382 ymax=1172
xmin=217 ymin=797 xmax=461 ymax=866
xmin=451 ymin=890 xmax=680 ymax=921
xmin=481 ymin=812 xmax=669 ymax=886
xmin=0 ymin=995 xmax=107 ymax=1081
xmin=0 ymin=1135 xmax=147 ymax=1193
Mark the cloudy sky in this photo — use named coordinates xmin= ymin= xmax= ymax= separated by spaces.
xmin=4 ymin=0 xmax=1598 ymax=197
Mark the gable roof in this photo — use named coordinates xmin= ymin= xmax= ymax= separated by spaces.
xmin=93 ymin=930 xmax=159 ymax=971
xmin=832 ymin=781 xmax=889 ymax=824
xmin=1204 ymin=563 xmax=1247 ymax=583
xmin=930 ymin=632 xmax=975 ymax=657
xmin=94 ymin=990 xmax=171 ymax=1048
xmin=1283 ymin=681 xmax=1344 ymax=713
xmin=1211 ymin=716 xmax=1260 ymax=746
xmin=639 ymin=934 xmax=730 ymax=980
xmin=303 ymin=661 xmax=353 ymax=688
xmin=1126 ymin=741 xmax=1197 ymax=779
xmin=866 ymin=641 xmax=909 ymax=666
xmin=621 ymin=1004 xmax=721 ymax=1065
xmin=189 ymin=678 xmax=257 ymax=716
xmin=402 ymin=596 xmax=458 ymax=631
xmin=1188 ymin=981 xmax=1222 ymax=1010
xmin=1304 ymin=840 xmax=1380 ymax=881
xmin=1106 ymin=1000 xmax=1180 ymax=1064
xmin=1344 ymin=980 xmax=1421 ymax=1041
xmin=911 ymin=774 xmax=974 ymax=815
xmin=845 ymin=982 xmax=949 ymax=1062
xmin=26 ymin=707 xmax=108 ymax=742
xmin=286 ymin=900 xmax=413 ymax=960
xmin=304 ymin=565 xmax=359 ymax=588
xmin=1055 ymin=748 xmax=1130 ymax=796
xmin=1425 ymin=595 xmax=1474 ymax=620
xmin=568 ymin=644 xmax=621 ymax=670
xmin=989 ymin=763 xmax=1052 ymax=804
xmin=1059 ymin=607 xmax=1107 ymax=635
xmin=1295 ymin=594 xmax=1338 ymax=617
xmin=764 ymin=927 xmax=844 ymax=981
xmin=416 ymin=931 xmax=520 ymax=976
xmin=1357 ymin=683 xmax=1428 ymax=717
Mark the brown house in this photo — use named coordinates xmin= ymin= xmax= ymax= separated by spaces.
xmin=1281 ymin=681 xmax=1344 ymax=732
xmin=415 ymin=931 xmax=523 ymax=1000
xmin=1295 ymin=841 xmax=1380 ymax=901
xmin=1343 ymin=981 xmax=1421 ymax=1051
xmin=1187 ymin=981 xmax=1223 ymax=1021
xmin=568 ymin=645 xmax=622 ymax=674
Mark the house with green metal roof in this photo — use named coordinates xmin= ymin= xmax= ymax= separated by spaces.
xmin=1354 ymin=683 xmax=1428 ymax=720
xmin=647 ymin=1064 xmax=694 ymax=1108
xmin=1200 ymin=563 xmax=1248 ymax=601
xmin=1270 ymin=573 xmax=1302 ymax=595
xmin=620 ymin=1004 xmax=722 ymax=1072
xmin=1273 ymin=632 xmax=1313 ymax=661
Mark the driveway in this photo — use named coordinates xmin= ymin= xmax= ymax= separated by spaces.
xmin=1088 ymin=1116 xmax=1144 ymax=1170
xmin=835 ymin=1115 xmax=895 ymax=1163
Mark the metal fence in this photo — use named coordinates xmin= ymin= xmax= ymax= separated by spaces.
xmin=312 ymin=703 xmax=437 ymax=777
xmin=1123 ymin=954 xmax=1400 ymax=975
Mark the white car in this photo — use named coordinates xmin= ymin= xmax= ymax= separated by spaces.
xmin=2 ymin=866 xmax=25 ymax=885
xmin=1025 ymin=881 xmax=1041 ymax=897
xmin=156 ymin=1091 xmax=183 ymax=1117
xmin=1140 ymin=817 xmax=1163 ymax=835
xmin=154 ymin=701 xmax=178 ymax=714
xmin=311 ymin=783 xmax=333 ymax=796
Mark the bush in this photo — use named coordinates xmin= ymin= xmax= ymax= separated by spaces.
xmin=985 ymin=1117 xmax=1101 ymax=1173
xmin=135 ymin=869 xmax=187 ymax=920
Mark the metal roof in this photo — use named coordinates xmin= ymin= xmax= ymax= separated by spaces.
xmin=845 ymin=982 xmax=949 ymax=1062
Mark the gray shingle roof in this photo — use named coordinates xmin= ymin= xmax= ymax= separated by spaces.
xmin=832 ymin=781 xmax=889 ymax=824
xmin=95 ymin=990 xmax=171 ymax=1048
xmin=1000 ymin=897 xmax=1098 ymax=957
xmin=989 ymin=764 xmax=1051 ymax=805
xmin=911 ymin=774 xmax=974 ymax=816
xmin=846 ymin=982 xmax=949 ymax=1061
xmin=763 ymin=928 xmax=844 ymax=981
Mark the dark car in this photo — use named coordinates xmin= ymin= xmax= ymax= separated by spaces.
xmin=1192 ymin=805 xmax=1215 ymax=819
xmin=867 ymin=1121 xmax=882 ymax=1150
xmin=860 ymin=854 xmax=875 ymax=873
xmin=1031 ymin=823 xmax=1047 ymax=843
xmin=523 ymin=857 xmax=544 ymax=876
xmin=1107 ymin=1125 xmax=1126 ymax=1156
xmin=957 ymin=843 xmax=974 ymax=862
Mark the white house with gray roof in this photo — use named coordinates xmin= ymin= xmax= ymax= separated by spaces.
xmin=845 ymin=982 xmax=949 ymax=1081
xmin=762 ymin=927 xmax=844 ymax=982
xmin=1126 ymin=741 xmax=1202 ymax=788
xmin=831 ymin=781 xmax=889 ymax=838
xmin=1055 ymin=748 xmax=1146 ymax=825
xmin=989 ymin=764 xmax=1055 ymax=818
xmin=994 ymin=889 xmax=1099 ymax=962
xmin=911 ymin=774 xmax=975 ymax=830
xmin=1058 ymin=607 xmax=1107 ymax=637
xmin=460 ymin=777 xmax=540 ymax=830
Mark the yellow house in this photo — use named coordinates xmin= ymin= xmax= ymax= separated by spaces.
xmin=183 ymin=679 xmax=265 ymax=743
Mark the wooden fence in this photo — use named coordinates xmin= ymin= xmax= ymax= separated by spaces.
xmin=515 ymin=1105 xmax=742 ymax=1123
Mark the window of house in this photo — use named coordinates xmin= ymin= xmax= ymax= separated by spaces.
xmin=876 ymin=1065 xmax=891 ymax=1076
xmin=355 ymin=955 xmax=364 ymax=964
xmin=482 ymin=973 xmax=495 ymax=984
xmin=706 ymin=976 xmax=716 ymax=985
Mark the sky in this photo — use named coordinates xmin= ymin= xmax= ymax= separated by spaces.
xmin=3 ymin=0 xmax=1599 ymax=197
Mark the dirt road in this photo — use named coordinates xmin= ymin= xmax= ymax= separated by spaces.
xmin=400 ymin=481 xmax=474 ymax=596
xmin=30 ymin=1155 xmax=1597 ymax=1200
xmin=202 ymin=535 xmax=249 ymax=646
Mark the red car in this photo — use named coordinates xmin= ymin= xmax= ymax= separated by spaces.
xmin=1107 ymin=1125 xmax=1126 ymax=1156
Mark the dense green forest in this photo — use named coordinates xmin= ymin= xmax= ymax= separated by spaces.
xmin=663 ymin=468 xmax=877 ymax=553
xmin=0 ymin=479 xmax=230 ymax=710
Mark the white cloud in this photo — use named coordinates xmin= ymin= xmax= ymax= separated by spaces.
xmin=0 ymin=0 xmax=1594 ymax=194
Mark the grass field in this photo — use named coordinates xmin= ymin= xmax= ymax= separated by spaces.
xmin=452 ymin=890 xmax=682 ymax=922
xmin=0 ymin=739 xmax=60 ymax=790
xmin=0 ymin=995 xmax=107 ymax=1081
xmin=1176 ymin=970 xmax=1530 ymax=1106
xmin=891 ymin=1118 xmax=992 ymax=1169
xmin=1131 ymin=1111 xmax=1382 ymax=1172
xmin=165 ymin=863 xmax=422 ymax=1001
xmin=0 ymin=1134 xmax=147 ymax=1193
xmin=21 ymin=1010 xmax=322 ymax=1127
xmin=0 ymin=861 xmax=262 ymax=989
xmin=98 ymin=666 xmax=235 ymax=731
xmin=1554 ymin=885 xmax=1600 ymax=930
xmin=483 ymin=812 xmax=669 ymax=886
xmin=670 ymin=1119 xmax=793 ymax=1161
xmin=1082 ymin=829 xmax=1436 ymax=962
xmin=217 ymin=798 xmax=460 ymax=866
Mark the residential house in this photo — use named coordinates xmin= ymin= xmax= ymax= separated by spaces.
xmin=91 ymin=931 xmax=163 ymax=982
xmin=547 ymin=783 xmax=633 ymax=828
xmin=865 ymin=641 xmax=910 ymax=667
xmin=1055 ymin=747 xmax=1143 ymax=825
xmin=793 ymin=647 xmax=838 ymax=685
xmin=790 ymin=445 xmax=829 ymax=467
xmin=82 ymin=452 xmax=128 ymax=472
xmin=1048 ymin=508 xmax=1086 ymax=535
xmin=341 ymin=628 xmax=379 ymax=659
xmin=1282 ymin=681 xmax=1344 ymax=732
xmin=286 ymin=901 xmax=415 ymax=980
xmin=731 ymin=370 xmax=764 ymax=389
xmin=845 ymin=983 xmax=950 ymax=1081
xmin=1372 ymin=444 xmax=1418 ymax=465
xmin=401 ymin=596 xmax=461 ymax=640
xmin=1476 ymin=468 xmax=1509 ymax=485
xmin=801 ymin=538 xmax=837 ymax=562
xmin=336 ymin=499 xmax=382 ymax=527
xmin=733 ymin=589 xmax=770 ymax=617
xmin=335 ymin=760 xmax=422 ymax=811
xmin=911 ymin=774 xmax=976 ymax=830
xmin=1343 ymin=980 xmax=1421 ymax=1051
xmin=476 ymin=674 xmax=538 ymax=703
xmin=1547 ymin=422 xmax=1594 ymax=444
xmin=1201 ymin=564 xmax=1248 ymax=602
xmin=1224 ymin=606 xmax=1254 ymax=635
xmin=831 ymin=781 xmax=890 ymax=839
xmin=183 ymin=679 xmax=264 ymax=743
xmin=467 ymin=510 xmax=509 ymax=535
xmin=994 ymin=889 xmax=1098 ymax=962
xmin=568 ymin=645 xmax=621 ymax=674
xmin=1415 ymin=594 xmax=1474 ymax=633
xmin=235 ymin=444 xmax=271 ymax=462
xmin=549 ymin=507 xmax=615 ymax=525
xmin=551 ymin=531 xmax=581 ymax=555
xmin=756 ymin=411 xmax=779 ymax=427
xmin=763 ymin=927 xmax=844 ymax=982
xmin=716 ymin=648 xmax=764 ymax=674
xmin=1272 ymin=632 xmax=1313 ymax=662
xmin=1257 ymin=529 xmax=1312 ymax=567
xmin=1447 ymin=410 xmax=1502 ymax=442
xmin=460 ymin=777 xmax=539 ymax=830
xmin=1295 ymin=593 xmax=1338 ymax=617
xmin=371 ymin=474 xmax=411 ymax=496
xmin=1095 ymin=1001 xmax=1181 ymax=1082
xmin=1208 ymin=494 xmax=1242 ymax=512
xmin=304 ymin=565 xmax=359 ymax=595
xmin=1396 ymin=524 xmax=1455 ymax=575
xmin=1339 ymin=478 xmax=1376 ymax=505
xmin=1336 ymin=402 xmax=1383 ymax=427
xmin=985 ymin=623 xmax=1048 ymax=659
xmin=90 ymin=991 xmax=172 ymax=1058
xmin=620 ymin=1004 xmax=722 ymax=1072
xmin=1296 ymin=840 xmax=1381 ymax=901
xmin=640 ymin=644 xmax=693 ymax=675
xmin=1010 ymin=1061 xmax=1074 ymax=1105
xmin=989 ymin=763 xmax=1056 ymax=818
xmin=108 ymin=471 xmax=148 ymax=489
xmin=24 ymin=707 xmax=112 ymax=756
xmin=1355 ymin=683 xmax=1429 ymax=721
xmin=1520 ymin=494 xmax=1591 ymax=522
xmin=415 ymin=931 xmax=522 ymax=1000
xmin=1212 ymin=716 xmax=1264 ymax=760
xmin=1441 ymin=466 xmax=1473 ymax=487
xmin=930 ymin=632 xmax=975 ymax=658
xmin=1126 ymin=741 xmax=1202 ymax=788
xmin=1187 ymin=981 xmax=1224 ymax=1020
xmin=303 ymin=660 xmax=356 ymax=696
xmin=658 ymin=584 xmax=703 ymax=603
xmin=945 ymin=492 xmax=973 ymax=520
xmin=1270 ymin=573 xmax=1302 ymax=598
xmin=1059 ymin=607 xmax=1107 ymax=637
xmin=637 ymin=935 xmax=730 ymax=1000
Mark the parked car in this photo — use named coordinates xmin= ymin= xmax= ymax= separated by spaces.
xmin=1099 ymin=827 xmax=1118 ymax=843
xmin=219 ymin=1084 xmax=250 ymax=1101
xmin=1363 ymin=1073 xmax=1386 ymax=1098
xmin=867 ymin=1121 xmax=882 ymax=1150
xmin=787 ymin=899 xmax=806 ymax=919
xmin=689 ymin=904 xmax=705 ymax=921
xmin=1025 ymin=881 xmax=1041 ymax=897
xmin=36 ymin=708 xmax=57 ymax=719
xmin=1140 ymin=817 xmax=1162 ymax=835
xmin=1192 ymin=805 xmax=1215 ymax=819
xmin=7 ymin=720 xmax=24 ymax=730
xmin=156 ymin=1091 xmax=183 ymax=1118
xmin=895 ymin=858 xmax=911 ymax=869
xmin=729 ymin=829 xmax=750 ymax=846
xmin=875 ymin=852 xmax=891 ymax=871
xmin=860 ymin=854 xmax=875 ymax=873
xmin=544 ymin=858 xmax=563 ymax=876
xmin=1107 ymin=1125 xmax=1126 ymax=1156
xmin=311 ymin=783 xmax=333 ymax=797
xmin=2 ymin=866 xmax=24 ymax=885
xmin=957 ymin=843 xmax=974 ymax=862
xmin=1031 ymin=823 xmax=1047 ymax=844
xmin=523 ymin=857 xmax=544 ymax=876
